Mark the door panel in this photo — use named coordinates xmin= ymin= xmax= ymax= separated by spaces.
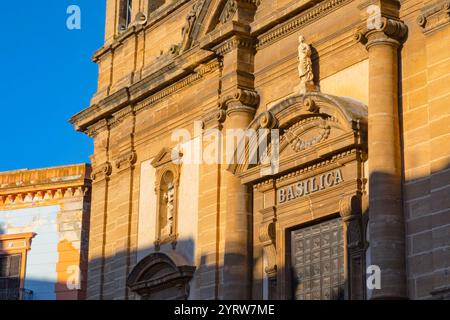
xmin=291 ymin=217 xmax=345 ymax=300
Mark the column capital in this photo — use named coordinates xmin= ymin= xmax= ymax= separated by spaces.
xmin=355 ymin=17 xmax=408 ymax=49
xmin=220 ymin=88 xmax=259 ymax=116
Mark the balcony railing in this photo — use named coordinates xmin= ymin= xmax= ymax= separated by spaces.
xmin=0 ymin=288 xmax=33 ymax=300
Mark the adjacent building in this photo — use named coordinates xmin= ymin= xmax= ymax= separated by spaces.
xmin=0 ymin=164 xmax=91 ymax=300
xmin=69 ymin=0 xmax=450 ymax=300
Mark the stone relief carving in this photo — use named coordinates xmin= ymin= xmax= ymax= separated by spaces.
xmin=175 ymin=0 xmax=206 ymax=54
xmin=219 ymin=0 xmax=238 ymax=24
xmin=285 ymin=117 xmax=331 ymax=153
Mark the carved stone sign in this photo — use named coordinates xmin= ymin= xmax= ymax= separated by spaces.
xmin=278 ymin=169 xmax=344 ymax=204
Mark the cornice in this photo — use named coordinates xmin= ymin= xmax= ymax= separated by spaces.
xmin=0 ymin=186 xmax=90 ymax=209
xmin=254 ymin=0 xmax=352 ymax=50
xmin=0 ymin=164 xmax=91 ymax=196
xmin=71 ymin=55 xmax=220 ymax=135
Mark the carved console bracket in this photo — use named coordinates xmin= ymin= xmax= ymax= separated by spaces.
xmin=91 ymin=162 xmax=113 ymax=181
xmin=417 ymin=0 xmax=450 ymax=35
xmin=115 ymin=151 xmax=138 ymax=172
xmin=339 ymin=194 xmax=366 ymax=300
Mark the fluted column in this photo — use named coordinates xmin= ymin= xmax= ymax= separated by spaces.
xmin=356 ymin=17 xmax=408 ymax=299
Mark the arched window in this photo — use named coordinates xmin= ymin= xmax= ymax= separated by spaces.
xmin=118 ymin=0 xmax=132 ymax=32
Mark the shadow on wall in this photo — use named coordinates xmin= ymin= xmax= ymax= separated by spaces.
xmin=0 ymin=223 xmax=6 ymax=235
xmin=0 ymin=277 xmax=86 ymax=301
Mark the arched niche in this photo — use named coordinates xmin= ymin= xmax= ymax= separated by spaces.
xmin=127 ymin=252 xmax=196 ymax=300
xmin=151 ymin=148 xmax=181 ymax=249
xmin=229 ymin=91 xmax=369 ymax=300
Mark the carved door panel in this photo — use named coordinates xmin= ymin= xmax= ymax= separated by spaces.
xmin=291 ymin=217 xmax=345 ymax=300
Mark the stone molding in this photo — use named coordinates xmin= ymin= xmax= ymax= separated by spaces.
xmin=212 ymin=35 xmax=256 ymax=56
xmin=255 ymin=0 xmax=352 ymax=50
xmin=417 ymin=0 xmax=450 ymax=35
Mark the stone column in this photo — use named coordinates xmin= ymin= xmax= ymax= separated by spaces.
xmin=222 ymin=92 xmax=257 ymax=299
xmin=356 ymin=17 xmax=408 ymax=299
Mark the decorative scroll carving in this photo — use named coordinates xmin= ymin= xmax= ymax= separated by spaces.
xmin=115 ymin=151 xmax=137 ymax=171
xmin=86 ymin=119 xmax=108 ymax=138
xmin=258 ymin=111 xmax=277 ymax=129
xmin=220 ymin=88 xmax=260 ymax=111
xmin=339 ymin=194 xmax=362 ymax=219
xmin=259 ymin=220 xmax=277 ymax=279
xmin=91 ymin=162 xmax=113 ymax=181
xmin=355 ymin=17 xmax=408 ymax=48
xmin=417 ymin=0 xmax=450 ymax=35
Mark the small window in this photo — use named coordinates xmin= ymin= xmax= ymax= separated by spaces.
xmin=119 ymin=0 xmax=133 ymax=32
xmin=0 ymin=254 xmax=22 ymax=300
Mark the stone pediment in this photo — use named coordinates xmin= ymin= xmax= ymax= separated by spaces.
xmin=229 ymin=92 xmax=368 ymax=181
xmin=151 ymin=148 xmax=183 ymax=169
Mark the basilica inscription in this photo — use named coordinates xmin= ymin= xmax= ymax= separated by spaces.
xmin=278 ymin=169 xmax=344 ymax=204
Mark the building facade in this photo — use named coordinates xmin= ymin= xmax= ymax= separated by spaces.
xmin=70 ymin=0 xmax=450 ymax=300
xmin=0 ymin=164 xmax=91 ymax=300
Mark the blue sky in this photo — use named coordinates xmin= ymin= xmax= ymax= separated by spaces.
xmin=0 ymin=1 xmax=106 ymax=171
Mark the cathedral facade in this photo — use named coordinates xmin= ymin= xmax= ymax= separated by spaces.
xmin=70 ymin=0 xmax=450 ymax=300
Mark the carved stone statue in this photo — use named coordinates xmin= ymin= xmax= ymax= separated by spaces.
xmin=296 ymin=35 xmax=316 ymax=94
xmin=161 ymin=182 xmax=175 ymax=238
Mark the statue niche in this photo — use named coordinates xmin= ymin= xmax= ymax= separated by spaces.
xmin=155 ymin=170 xmax=179 ymax=247
xmin=152 ymin=148 xmax=182 ymax=249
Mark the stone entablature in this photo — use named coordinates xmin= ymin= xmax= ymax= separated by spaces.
xmin=0 ymin=164 xmax=91 ymax=208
